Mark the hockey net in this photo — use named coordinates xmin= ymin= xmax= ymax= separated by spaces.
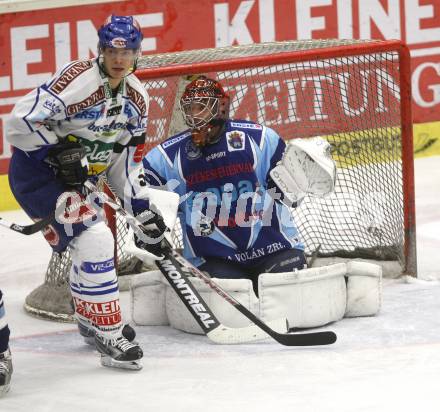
xmin=25 ymin=39 xmax=416 ymax=322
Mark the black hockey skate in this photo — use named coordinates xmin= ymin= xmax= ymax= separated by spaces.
xmin=0 ymin=347 xmax=12 ymax=397
xmin=94 ymin=334 xmax=143 ymax=370
xmin=78 ymin=321 xmax=136 ymax=346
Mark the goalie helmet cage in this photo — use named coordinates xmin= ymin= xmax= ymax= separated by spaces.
xmin=25 ymin=39 xmax=416 ymax=322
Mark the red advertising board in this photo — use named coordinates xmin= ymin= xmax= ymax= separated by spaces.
xmin=1 ymin=0 xmax=440 ymax=173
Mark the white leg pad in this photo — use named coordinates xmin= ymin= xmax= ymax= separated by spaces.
xmin=130 ymin=271 xmax=169 ymax=326
xmin=258 ymin=264 xmax=347 ymax=328
xmin=129 ymin=261 xmax=382 ymax=334
xmin=69 ymin=222 xmax=122 ymax=336
xmin=165 ymin=277 xmax=259 ymax=335
xmin=345 ymin=261 xmax=382 ymax=317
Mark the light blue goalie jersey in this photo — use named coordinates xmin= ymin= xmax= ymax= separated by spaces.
xmin=143 ymin=119 xmax=304 ymax=267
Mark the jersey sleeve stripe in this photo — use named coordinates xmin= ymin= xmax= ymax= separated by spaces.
xmin=23 ymin=87 xmax=42 ymax=133
xmin=157 ymin=144 xmax=173 ymax=168
xmin=249 ymin=138 xmax=258 ymax=170
xmin=22 ymin=88 xmax=51 ymax=144
xmin=176 ymin=149 xmax=186 ymax=183
xmin=125 ymin=148 xmax=137 ymax=199
xmin=259 ymin=125 xmax=267 ymax=150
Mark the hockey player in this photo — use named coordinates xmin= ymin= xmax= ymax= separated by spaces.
xmin=5 ymin=15 xmax=148 ymax=370
xmin=141 ymin=76 xmax=327 ymax=294
xmin=0 ymin=289 xmax=12 ymax=396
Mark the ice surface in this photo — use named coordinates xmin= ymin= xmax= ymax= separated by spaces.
xmin=1 ymin=156 xmax=439 ymax=412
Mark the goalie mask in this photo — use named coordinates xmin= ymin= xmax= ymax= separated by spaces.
xmin=97 ymin=15 xmax=143 ymax=78
xmin=179 ymin=76 xmax=230 ymax=147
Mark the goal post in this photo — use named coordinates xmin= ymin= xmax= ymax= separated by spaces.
xmin=25 ymin=39 xmax=416 ymax=322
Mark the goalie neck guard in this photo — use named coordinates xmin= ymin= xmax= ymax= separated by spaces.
xmin=179 ymin=76 xmax=230 ymax=147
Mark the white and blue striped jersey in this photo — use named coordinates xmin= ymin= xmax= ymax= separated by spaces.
xmin=6 ymin=59 xmax=148 ymax=213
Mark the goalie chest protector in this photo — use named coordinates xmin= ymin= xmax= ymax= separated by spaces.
xmin=144 ymin=119 xmax=304 ymax=266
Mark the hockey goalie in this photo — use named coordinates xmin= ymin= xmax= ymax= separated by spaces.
xmin=129 ymin=76 xmax=382 ymax=336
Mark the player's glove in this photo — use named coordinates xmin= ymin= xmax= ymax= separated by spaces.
xmin=134 ymin=209 xmax=170 ymax=257
xmin=47 ymin=141 xmax=89 ymax=187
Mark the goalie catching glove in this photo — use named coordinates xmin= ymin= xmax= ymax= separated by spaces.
xmin=47 ymin=141 xmax=89 ymax=187
xmin=270 ymin=136 xmax=337 ymax=205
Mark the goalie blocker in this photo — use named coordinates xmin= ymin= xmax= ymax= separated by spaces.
xmin=130 ymin=260 xmax=382 ymax=334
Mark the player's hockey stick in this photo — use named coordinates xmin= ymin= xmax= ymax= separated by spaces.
xmin=85 ymin=180 xmax=337 ymax=347
xmin=0 ymin=213 xmax=55 ymax=235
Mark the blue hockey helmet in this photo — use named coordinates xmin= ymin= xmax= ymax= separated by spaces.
xmin=98 ymin=15 xmax=143 ymax=50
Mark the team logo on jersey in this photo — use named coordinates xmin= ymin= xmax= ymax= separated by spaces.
xmin=185 ymin=140 xmax=202 ymax=160
xmin=226 ymin=131 xmax=245 ymax=151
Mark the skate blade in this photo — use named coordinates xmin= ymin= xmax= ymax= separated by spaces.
xmin=100 ymin=355 xmax=143 ymax=371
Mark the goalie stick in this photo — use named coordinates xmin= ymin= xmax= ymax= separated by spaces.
xmin=84 ymin=180 xmax=337 ymax=347
xmin=155 ymin=253 xmax=288 ymax=344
